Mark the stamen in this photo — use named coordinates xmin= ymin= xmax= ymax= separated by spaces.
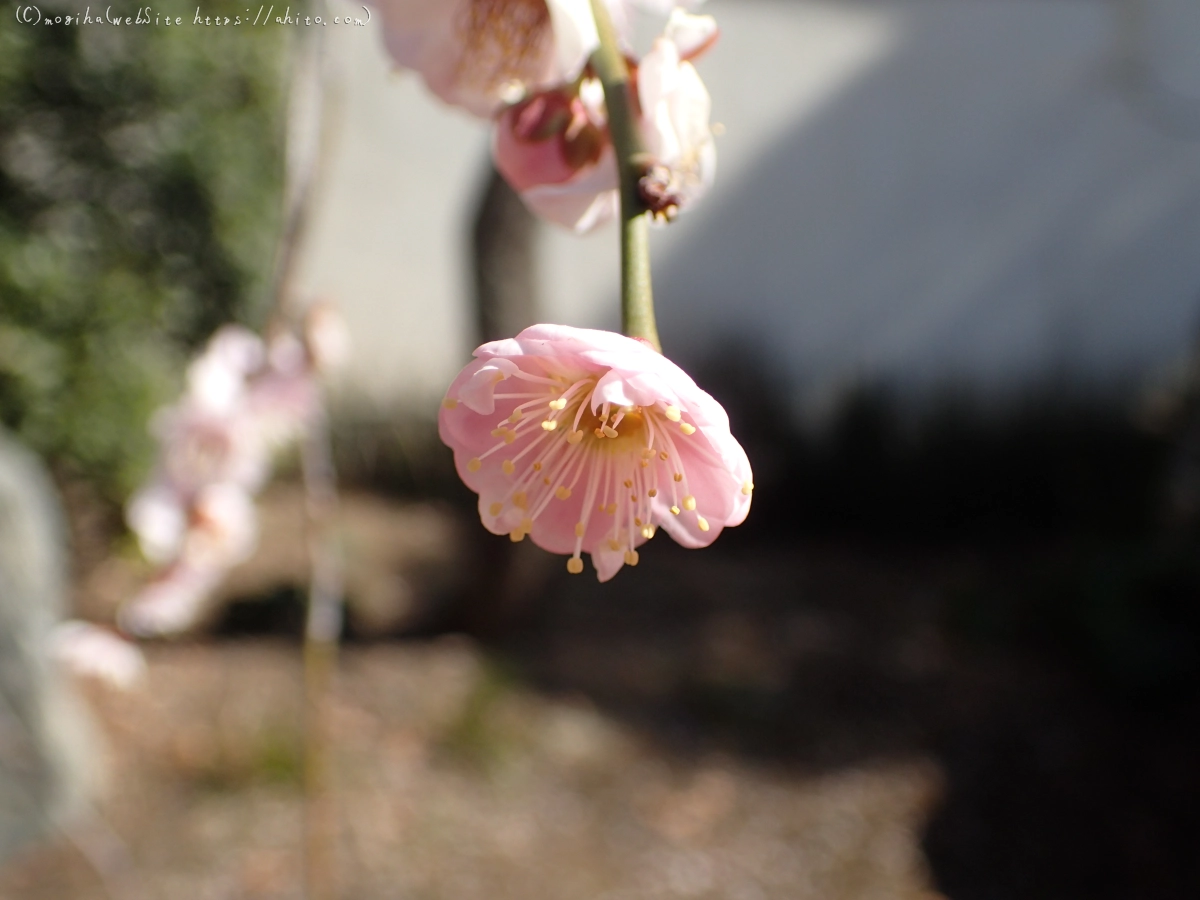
xmin=566 ymin=557 xmax=584 ymax=574
xmin=623 ymin=479 xmax=633 ymax=488
xmin=648 ymin=489 xmax=658 ymax=498
xmin=468 ymin=458 xmax=482 ymax=472
xmin=567 ymin=430 xmax=584 ymax=444
xmin=659 ymin=451 xmax=669 ymax=461
xmin=509 ymin=409 xmax=523 ymax=423
xmin=541 ymin=420 xmax=558 ymax=431
xmin=607 ymin=539 xmax=621 ymax=551
xmin=513 ymin=492 xmax=528 ymax=509
xmin=641 ymin=525 xmax=655 ymax=539
xmin=509 ymin=530 xmax=525 ymax=542
xmin=548 ymin=398 xmax=567 ymax=410
xmin=442 ymin=397 xmax=458 ymax=409
xmin=555 ymin=486 xmax=571 ymax=500
xmin=502 ymin=460 xmax=515 ymax=475
xmin=742 ymin=481 xmax=754 ymax=495
xmin=664 ymin=405 xmax=681 ymax=421
xmin=674 ymin=473 xmax=683 ymax=483
xmin=533 ymin=461 xmax=543 ymax=471
xmin=489 ymin=502 xmax=502 ymax=516
xmin=504 ymin=431 xmax=517 ymax=444
xmin=574 ymin=522 xmax=585 ymax=537
xmin=601 ymin=425 xmax=619 ymax=439
xmin=670 ymin=506 xmax=681 ymax=515
xmin=680 ymin=423 xmax=696 ymax=435
xmin=683 ymin=495 xmax=697 ymax=511
xmin=697 ymin=516 xmax=710 ymax=532
xmin=624 ymin=550 xmax=639 ymax=566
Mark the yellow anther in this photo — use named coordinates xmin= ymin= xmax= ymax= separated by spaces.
xmin=641 ymin=525 xmax=656 ymax=539
xmin=502 ymin=460 xmax=515 ymax=475
xmin=641 ymin=448 xmax=656 ymax=459
xmin=520 ymin=518 xmax=533 ymax=532
xmin=624 ymin=550 xmax=640 ymax=566
xmin=674 ymin=473 xmax=683 ymax=482
xmin=442 ymin=397 xmax=458 ymax=409
xmin=467 ymin=458 xmax=482 ymax=472
xmin=660 ymin=451 xmax=669 ymax=461
xmin=594 ymin=428 xmax=605 ymax=438
xmin=509 ymin=530 xmax=525 ymax=542
xmin=543 ymin=476 xmax=551 ymax=485
xmin=683 ymin=495 xmax=696 ymax=511
xmin=567 ymin=430 xmax=584 ymax=444
xmin=606 ymin=503 xmax=618 ymax=515
xmin=601 ymin=425 xmax=619 ymax=439
xmin=533 ymin=461 xmax=543 ymax=471
xmin=680 ymin=423 xmax=696 ymax=435
xmin=630 ymin=494 xmax=638 ymax=502
xmin=623 ymin=479 xmax=633 ymax=488
xmin=548 ymin=397 xmax=567 ymax=410
xmin=640 ymin=459 xmax=650 ymax=468
xmin=504 ymin=431 xmax=517 ymax=444
xmin=555 ymin=486 xmax=571 ymax=500
xmin=670 ymin=506 xmax=681 ymax=515
xmin=634 ymin=517 xmax=643 ymax=527
xmin=490 ymin=428 xmax=506 ymax=438
xmin=512 ymin=492 xmax=528 ymax=509
xmin=697 ymin=516 xmax=710 ymax=532
xmin=664 ymin=405 xmax=681 ymax=422
xmin=648 ymin=489 xmax=658 ymax=498
xmin=541 ymin=420 xmax=558 ymax=432
xmin=608 ymin=539 xmax=621 ymax=551
xmin=574 ymin=522 xmax=585 ymax=537
xmin=509 ymin=409 xmax=523 ymax=423
xmin=566 ymin=557 xmax=584 ymax=574
xmin=742 ymin=481 xmax=754 ymax=496
xmin=488 ymin=502 xmax=502 ymax=516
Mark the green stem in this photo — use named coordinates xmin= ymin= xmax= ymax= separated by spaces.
xmin=588 ymin=0 xmax=661 ymax=352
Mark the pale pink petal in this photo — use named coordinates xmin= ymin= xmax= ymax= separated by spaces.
xmin=664 ymin=9 xmax=719 ymax=61
xmin=49 ymin=621 xmax=146 ymax=690
xmin=119 ymin=564 xmax=222 ymax=637
xmin=126 ymin=483 xmax=187 ymax=565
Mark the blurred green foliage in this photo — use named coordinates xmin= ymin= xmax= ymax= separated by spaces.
xmin=0 ymin=4 xmax=288 ymax=501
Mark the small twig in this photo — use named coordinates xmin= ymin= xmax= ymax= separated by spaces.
xmin=587 ymin=0 xmax=660 ymax=351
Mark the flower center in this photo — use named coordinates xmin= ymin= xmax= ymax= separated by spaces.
xmin=457 ymin=369 xmax=722 ymax=574
xmin=457 ymin=0 xmax=552 ymax=99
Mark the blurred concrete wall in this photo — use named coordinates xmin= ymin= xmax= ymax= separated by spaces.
xmin=300 ymin=0 xmax=1200 ymax=418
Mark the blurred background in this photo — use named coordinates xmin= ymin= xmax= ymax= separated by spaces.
xmin=2 ymin=0 xmax=1200 ymax=897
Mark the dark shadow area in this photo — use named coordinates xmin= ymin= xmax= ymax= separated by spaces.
xmin=428 ymin=350 xmax=1200 ymax=900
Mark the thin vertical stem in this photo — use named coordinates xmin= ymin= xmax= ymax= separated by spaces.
xmin=588 ymin=0 xmax=661 ymax=351
xmin=301 ymin=407 xmax=343 ymax=900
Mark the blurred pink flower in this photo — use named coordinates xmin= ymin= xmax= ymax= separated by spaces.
xmin=370 ymin=0 xmax=600 ymax=116
xmin=122 ymin=311 xmax=347 ymax=636
xmin=492 ymin=10 xmax=719 ymax=231
xmin=439 ymin=324 xmax=752 ymax=580
xmin=49 ymin=621 xmax=146 ymax=690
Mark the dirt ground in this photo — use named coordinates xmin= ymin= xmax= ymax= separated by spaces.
xmin=2 ymin=486 xmax=1198 ymax=900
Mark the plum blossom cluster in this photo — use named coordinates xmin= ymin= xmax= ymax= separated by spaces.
xmin=372 ymin=0 xmax=719 ymax=231
xmin=119 ymin=308 xmax=348 ymax=637
xmin=439 ymin=325 xmax=752 ymax=580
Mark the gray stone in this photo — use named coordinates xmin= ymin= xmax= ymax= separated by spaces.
xmin=0 ymin=430 xmax=96 ymax=863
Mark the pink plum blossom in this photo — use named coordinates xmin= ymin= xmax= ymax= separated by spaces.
xmin=491 ymin=9 xmax=719 ymax=231
xmin=369 ymin=0 xmax=601 ymax=116
xmin=439 ymin=324 xmax=753 ymax=580
xmin=122 ymin=309 xmax=347 ymax=636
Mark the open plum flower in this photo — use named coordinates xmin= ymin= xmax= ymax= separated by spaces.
xmin=439 ymin=324 xmax=752 ymax=580
xmin=370 ymin=0 xmax=601 ymax=116
xmin=492 ymin=9 xmax=719 ymax=231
